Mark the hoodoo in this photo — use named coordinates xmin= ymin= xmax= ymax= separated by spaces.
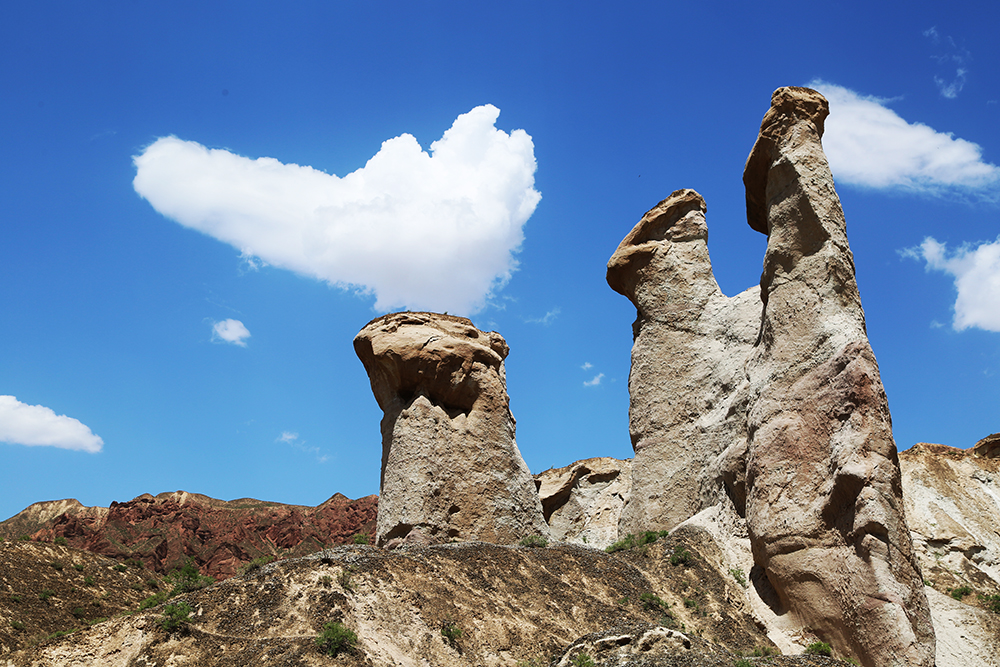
xmin=354 ymin=311 xmax=547 ymax=548
xmin=742 ymin=86 xmax=934 ymax=667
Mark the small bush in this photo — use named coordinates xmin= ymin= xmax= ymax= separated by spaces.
xmin=315 ymin=621 xmax=357 ymax=657
xmin=605 ymin=530 xmax=669 ymax=554
xmin=751 ymin=646 xmax=777 ymax=656
xmin=91 ymin=600 xmax=102 ymax=608
xmin=159 ymin=602 xmax=192 ymax=632
xmin=352 ymin=533 xmax=370 ymax=545
xmin=51 ymin=561 xmax=64 ymax=571
xmin=19 ymin=535 xmax=30 ymax=541
xmin=54 ymin=536 xmax=68 ymax=546
xmin=338 ymin=569 xmax=353 ymax=591
xmin=10 ymin=593 xmax=23 ymax=603
xmin=167 ymin=558 xmax=214 ymax=595
xmin=71 ymin=607 xmax=87 ymax=619
xmin=73 ymin=563 xmax=84 ymax=572
xmin=129 ymin=583 xmax=145 ymax=591
xmin=805 ymin=641 xmax=832 ymax=656
xmin=518 ymin=535 xmax=548 ymax=548
xmin=441 ymin=620 xmax=462 ymax=646
xmin=669 ymin=545 xmax=692 ymax=566
xmin=729 ymin=567 xmax=747 ymax=587
xmin=146 ymin=579 xmax=160 ymax=590
xmin=319 ymin=575 xmax=333 ymax=587
xmin=237 ymin=555 xmax=275 ymax=576
xmin=83 ymin=575 xmax=95 ymax=586
xmin=113 ymin=564 xmax=127 ymax=572
xmin=125 ymin=557 xmax=144 ymax=569
xmin=640 ymin=592 xmax=668 ymax=612
xmin=951 ymin=585 xmax=972 ymax=600
xmin=734 ymin=659 xmax=752 ymax=667
xmin=11 ymin=619 xmax=25 ymax=631
xmin=571 ymin=653 xmax=595 ymax=667
xmin=86 ymin=617 xmax=108 ymax=626
xmin=978 ymin=593 xmax=1000 ymax=614
xmin=683 ymin=598 xmax=698 ymax=609
xmin=39 ymin=589 xmax=55 ymax=602
xmin=139 ymin=591 xmax=170 ymax=610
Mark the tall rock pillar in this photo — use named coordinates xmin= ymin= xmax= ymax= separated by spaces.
xmin=354 ymin=312 xmax=548 ymax=548
xmin=607 ymin=189 xmax=760 ymax=534
xmin=742 ymin=87 xmax=935 ymax=667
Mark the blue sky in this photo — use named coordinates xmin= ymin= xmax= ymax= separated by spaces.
xmin=2 ymin=1 xmax=999 ymax=522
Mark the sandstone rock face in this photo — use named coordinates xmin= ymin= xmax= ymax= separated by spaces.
xmin=742 ymin=87 xmax=934 ymax=667
xmin=607 ymin=189 xmax=760 ymax=535
xmin=354 ymin=312 xmax=547 ymax=547
xmin=535 ymin=457 xmax=631 ymax=549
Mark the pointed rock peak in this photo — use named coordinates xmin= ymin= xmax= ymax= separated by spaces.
xmin=743 ymin=86 xmax=830 ymax=235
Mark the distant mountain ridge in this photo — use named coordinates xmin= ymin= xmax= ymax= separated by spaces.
xmin=0 ymin=491 xmax=377 ymax=580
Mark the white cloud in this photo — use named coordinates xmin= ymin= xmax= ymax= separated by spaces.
xmin=526 ymin=308 xmax=560 ymax=325
xmin=211 ymin=319 xmax=251 ymax=347
xmin=134 ymin=105 xmax=541 ymax=315
xmin=903 ymin=236 xmax=1000 ymax=332
xmin=0 ymin=396 xmax=103 ymax=453
xmin=277 ymin=431 xmax=298 ymax=443
xmin=923 ymin=27 xmax=971 ymax=99
xmin=583 ymin=373 xmax=604 ymax=387
xmin=808 ymin=80 xmax=1000 ymax=197
xmin=276 ymin=431 xmax=328 ymax=463
xmin=581 ymin=362 xmax=593 ymax=370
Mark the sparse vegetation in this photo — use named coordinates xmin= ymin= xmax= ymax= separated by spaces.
xmin=86 ymin=617 xmax=108 ymax=626
xmin=605 ymin=530 xmax=670 ymax=554
xmin=352 ymin=533 xmax=370 ymax=545
xmin=518 ymin=535 xmax=548 ymax=548
xmin=315 ymin=621 xmax=357 ymax=656
xmin=139 ymin=591 xmax=170 ymax=610
xmin=158 ymin=601 xmax=193 ymax=632
xmin=54 ymin=536 xmax=67 ymax=546
xmin=11 ymin=620 xmax=26 ymax=631
xmin=751 ymin=646 xmax=777 ymax=656
xmin=338 ymin=568 xmax=353 ymax=591
xmin=50 ymin=561 xmax=64 ymax=571
xmin=125 ymin=557 xmax=144 ymax=569
xmin=640 ymin=592 xmax=668 ymax=612
xmin=319 ymin=574 xmax=333 ymax=586
xmin=571 ymin=653 xmax=595 ymax=667
xmin=146 ymin=578 xmax=159 ymax=589
xmin=113 ymin=564 xmax=127 ymax=572
xmin=734 ymin=659 xmax=752 ymax=667
xmin=951 ymin=585 xmax=972 ymax=600
xmin=683 ymin=598 xmax=698 ymax=609
xmin=441 ymin=620 xmax=462 ymax=646
xmin=83 ymin=575 xmax=95 ymax=586
xmin=729 ymin=567 xmax=747 ymax=587
xmin=669 ymin=544 xmax=692 ymax=566
xmin=166 ymin=558 xmax=214 ymax=595
xmin=805 ymin=641 xmax=832 ymax=656
xmin=38 ymin=589 xmax=54 ymax=602
xmin=978 ymin=593 xmax=1000 ymax=614
xmin=73 ymin=563 xmax=84 ymax=572
xmin=10 ymin=593 xmax=23 ymax=603
xmin=71 ymin=607 xmax=87 ymax=619
xmin=237 ymin=555 xmax=276 ymax=576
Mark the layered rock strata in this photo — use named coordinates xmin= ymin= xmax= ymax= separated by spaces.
xmin=607 ymin=189 xmax=760 ymax=534
xmin=742 ymin=87 xmax=934 ymax=667
xmin=354 ymin=312 xmax=547 ymax=547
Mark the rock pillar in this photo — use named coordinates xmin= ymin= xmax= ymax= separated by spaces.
xmin=354 ymin=312 xmax=548 ymax=548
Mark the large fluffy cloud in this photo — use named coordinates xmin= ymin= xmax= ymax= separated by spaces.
xmin=808 ymin=80 xmax=1000 ymax=196
xmin=133 ymin=105 xmax=540 ymax=314
xmin=0 ymin=396 xmax=104 ymax=453
xmin=904 ymin=237 xmax=1000 ymax=332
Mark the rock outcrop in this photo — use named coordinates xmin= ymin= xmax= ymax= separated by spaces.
xmin=607 ymin=189 xmax=760 ymax=535
xmin=535 ymin=457 xmax=631 ymax=549
xmin=0 ymin=492 xmax=377 ymax=580
xmin=354 ymin=312 xmax=547 ymax=547
xmin=742 ymin=87 xmax=934 ymax=667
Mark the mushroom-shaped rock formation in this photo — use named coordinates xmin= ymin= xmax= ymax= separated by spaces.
xmin=742 ymin=87 xmax=935 ymax=667
xmin=354 ymin=312 xmax=548 ymax=548
xmin=607 ymin=189 xmax=760 ymax=534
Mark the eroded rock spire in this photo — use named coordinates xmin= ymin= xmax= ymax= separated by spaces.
xmin=354 ymin=311 xmax=548 ymax=548
xmin=742 ymin=86 xmax=935 ymax=667
xmin=607 ymin=189 xmax=759 ymax=534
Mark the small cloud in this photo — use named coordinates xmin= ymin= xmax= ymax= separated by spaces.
xmin=903 ymin=236 xmax=1000 ymax=332
xmin=276 ymin=431 xmax=329 ymax=463
xmin=923 ymin=27 xmax=971 ymax=99
xmin=133 ymin=105 xmax=541 ymax=315
xmin=0 ymin=396 xmax=103 ymax=453
xmin=211 ymin=319 xmax=251 ymax=347
xmin=808 ymin=80 xmax=1000 ymax=198
xmin=581 ymin=362 xmax=593 ymax=370
xmin=923 ymin=26 xmax=940 ymax=43
xmin=238 ymin=249 xmax=267 ymax=272
xmin=277 ymin=431 xmax=298 ymax=443
xmin=526 ymin=308 xmax=560 ymax=325
xmin=583 ymin=373 xmax=604 ymax=387
xmin=934 ymin=69 xmax=967 ymax=100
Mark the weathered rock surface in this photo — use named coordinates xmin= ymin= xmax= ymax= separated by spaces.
xmin=354 ymin=312 xmax=547 ymax=547
xmin=742 ymin=86 xmax=934 ymax=667
xmin=972 ymin=432 xmax=1000 ymax=458
xmin=0 ymin=492 xmax=376 ymax=580
xmin=607 ymin=189 xmax=760 ymax=535
xmin=536 ymin=457 xmax=632 ymax=549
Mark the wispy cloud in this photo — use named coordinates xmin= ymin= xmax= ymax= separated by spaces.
xmin=134 ymin=105 xmax=541 ymax=315
xmin=581 ymin=362 xmax=593 ymax=370
xmin=0 ymin=396 xmax=103 ymax=453
xmin=276 ymin=431 xmax=329 ymax=463
xmin=924 ymin=27 xmax=971 ymax=99
xmin=526 ymin=308 xmax=560 ymax=325
xmin=583 ymin=373 xmax=604 ymax=387
xmin=211 ymin=319 xmax=251 ymax=347
xmin=809 ymin=80 xmax=1000 ymax=198
xmin=903 ymin=237 xmax=1000 ymax=332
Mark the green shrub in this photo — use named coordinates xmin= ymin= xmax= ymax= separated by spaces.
xmin=86 ymin=617 xmax=108 ymax=626
xmin=605 ymin=530 xmax=669 ymax=554
xmin=669 ymin=545 xmax=692 ymax=566
xmin=319 ymin=574 xmax=333 ymax=586
xmin=19 ymin=535 xmax=30 ymax=541
xmin=125 ymin=557 xmax=144 ymax=569
xmin=441 ymin=620 xmax=462 ymax=646
xmin=73 ymin=563 xmax=84 ymax=572
xmin=729 ymin=567 xmax=747 ymax=587
xmin=734 ymin=659 xmax=752 ymax=667
xmin=352 ymin=533 xmax=370 ymax=545
xmin=139 ymin=591 xmax=170 ymax=610
xmin=683 ymin=598 xmax=698 ymax=609
xmin=571 ymin=653 xmax=595 ymax=667
xmin=159 ymin=601 xmax=192 ymax=632
xmin=39 ymin=589 xmax=55 ymax=602
xmin=640 ymin=592 xmax=668 ymax=612
xmin=146 ymin=579 xmax=159 ymax=590
xmin=237 ymin=555 xmax=275 ymax=576
xmin=338 ymin=568 xmax=353 ymax=591
xmin=113 ymin=564 xmax=127 ymax=572
xmin=10 ymin=593 xmax=23 ymax=603
xmin=54 ymin=537 xmax=68 ymax=546
xmin=805 ymin=641 xmax=832 ymax=656
xmin=951 ymin=585 xmax=972 ymax=600
xmin=315 ymin=621 xmax=357 ymax=656
xmin=83 ymin=575 xmax=95 ymax=586
xmin=751 ymin=646 xmax=777 ymax=656
xmin=978 ymin=593 xmax=1000 ymax=614
xmin=167 ymin=558 xmax=214 ymax=595
xmin=518 ymin=535 xmax=548 ymax=548
xmin=11 ymin=620 xmax=25 ymax=631
xmin=51 ymin=561 xmax=64 ymax=571
xmin=71 ymin=607 xmax=87 ymax=619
